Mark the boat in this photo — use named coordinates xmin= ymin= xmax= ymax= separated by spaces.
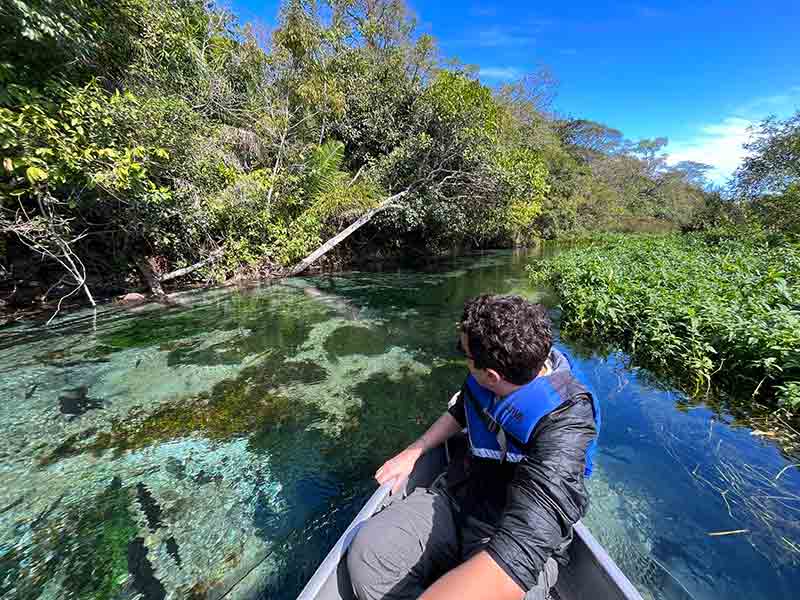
xmin=297 ymin=438 xmax=644 ymax=600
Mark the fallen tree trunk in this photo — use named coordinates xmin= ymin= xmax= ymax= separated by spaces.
xmin=136 ymin=248 xmax=224 ymax=296
xmin=285 ymin=190 xmax=408 ymax=277
xmin=161 ymin=247 xmax=225 ymax=283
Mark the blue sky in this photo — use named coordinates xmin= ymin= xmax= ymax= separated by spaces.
xmin=226 ymin=0 xmax=800 ymax=183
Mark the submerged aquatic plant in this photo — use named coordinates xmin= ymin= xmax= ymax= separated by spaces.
xmin=60 ymin=477 xmax=143 ymax=600
xmin=42 ymin=360 xmax=327 ymax=464
xmin=3 ymin=478 xmax=142 ymax=600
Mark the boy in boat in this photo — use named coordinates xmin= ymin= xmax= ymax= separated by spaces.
xmin=347 ymin=294 xmax=599 ymax=600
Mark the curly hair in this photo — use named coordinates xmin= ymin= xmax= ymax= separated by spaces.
xmin=460 ymin=294 xmax=552 ymax=385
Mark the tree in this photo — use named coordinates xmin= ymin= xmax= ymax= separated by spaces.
xmin=671 ymin=161 xmax=713 ymax=189
xmin=331 ymin=0 xmax=417 ymax=51
xmin=0 ymin=0 xmax=723 ymax=313
xmin=734 ymin=111 xmax=800 ymax=198
xmin=556 ymin=118 xmax=624 ymax=159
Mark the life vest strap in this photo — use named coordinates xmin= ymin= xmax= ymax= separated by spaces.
xmin=462 ymin=382 xmax=509 ymax=462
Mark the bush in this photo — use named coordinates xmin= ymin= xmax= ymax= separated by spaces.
xmin=528 ymin=233 xmax=800 ymax=412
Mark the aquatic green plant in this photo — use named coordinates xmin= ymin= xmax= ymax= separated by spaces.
xmin=60 ymin=477 xmax=141 ymax=600
xmin=4 ymin=478 xmax=141 ymax=600
xmin=528 ymin=233 xmax=800 ymax=415
xmin=338 ymin=361 xmax=466 ymax=475
xmin=96 ymin=291 xmax=327 ymax=358
xmin=43 ymin=360 xmax=327 ymax=464
xmin=323 ymin=324 xmax=389 ymax=358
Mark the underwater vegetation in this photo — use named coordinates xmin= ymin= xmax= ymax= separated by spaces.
xmin=42 ymin=359 xmax=329 ymax=465
xmin=1 ymin=477 xmax=148 ymax=600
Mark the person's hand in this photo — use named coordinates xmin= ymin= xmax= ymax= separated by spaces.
xmin=375 ymin=446 xmax=424 ymax=494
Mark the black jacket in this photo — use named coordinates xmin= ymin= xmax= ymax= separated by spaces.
xmin=446 ymin=366 xmax=597 ymax=591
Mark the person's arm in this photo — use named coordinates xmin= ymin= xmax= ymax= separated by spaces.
xmin=375 ymin=410 xmax=463 ymax=492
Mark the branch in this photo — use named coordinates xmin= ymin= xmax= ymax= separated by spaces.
xmin=285 ymin=190 xmax=408 ymax=277
xmin=160 ymin=247 xmax=225 ymax=283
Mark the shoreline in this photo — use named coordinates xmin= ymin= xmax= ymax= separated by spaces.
xmin=0 ymin=246 xmax=524 ymax=327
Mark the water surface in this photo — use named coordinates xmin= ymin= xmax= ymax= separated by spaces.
xmin=1 ymin=249 xmax=798 ymax=600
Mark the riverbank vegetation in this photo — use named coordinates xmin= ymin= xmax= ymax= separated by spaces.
xmin=530 ymin=233 xmax=799 ymax=410
xmin=529 ymin=109 xmax=800 ymax=427
xmin=1 ymin=0 xmax=713 ymax=315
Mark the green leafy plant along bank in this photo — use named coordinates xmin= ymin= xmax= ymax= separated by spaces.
xmin=529 ymin=233 xmax=800 ymax=421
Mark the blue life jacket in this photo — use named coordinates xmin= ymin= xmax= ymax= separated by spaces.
xmin=463 ymin=348 xmax=601 ymax=477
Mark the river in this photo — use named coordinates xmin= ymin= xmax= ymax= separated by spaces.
xmin=1 ymin=249 xmax=798 ymax=600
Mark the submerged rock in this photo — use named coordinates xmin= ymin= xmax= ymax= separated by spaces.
xmin=58 ymin=385 xmax=105 ymax=417
xmin=120 ymin=293 xmax=147 ymax=304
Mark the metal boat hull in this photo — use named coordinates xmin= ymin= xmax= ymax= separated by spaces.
xmin=297 ymin=447 xmax=643 ymax=600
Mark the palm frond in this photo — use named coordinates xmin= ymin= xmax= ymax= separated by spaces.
xmin=307 ymin=140 xmax=345 ymax=196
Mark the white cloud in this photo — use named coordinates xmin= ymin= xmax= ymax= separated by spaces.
xmin=479 ymin=66 xmax=522 ymax=81
xmin=666 ymin=117 xmax=753 ymax=185
xmin=734 ymin=89 xmax=800 ymax=117
xmin=667 ymin=86 xmax=800 ymax=185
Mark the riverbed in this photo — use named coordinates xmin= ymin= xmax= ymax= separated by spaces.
xmin=1 ymin=249 xmax=798 ymax=600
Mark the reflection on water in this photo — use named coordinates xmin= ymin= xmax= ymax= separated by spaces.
xmin=1 ymin=249 xmax=798 ymax=600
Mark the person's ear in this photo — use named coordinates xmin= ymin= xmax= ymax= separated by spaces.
xmin=484 ymin=368 xmax=502 ymax=385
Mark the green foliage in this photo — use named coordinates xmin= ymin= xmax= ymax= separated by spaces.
xmin=426 ymin=71 xmax=501 ymax=142
xmin=206 ymin=139 xmax=381 ymax=268
xmin=529 ymin=233 xmax=800 ymax=414
xmin=494 ymin=147 xmax=549 ymax=243
xmin=274 ymin=140 xmax=381 ymax=264
xmin=0 ymin=0 xmax=141 ymax=91
xmin=0 ymin=82 xmax=167 ymax=198
xmin=751 ymin=184 xmax=800 ymax=239
xmin=0 ymin=0 xmax=730 ymax=304
xmin=734 ymin=110 xmax=800 ymax=198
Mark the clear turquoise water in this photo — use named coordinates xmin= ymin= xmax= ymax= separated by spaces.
xmin=1 ymin=249 xmax=798 ymax=600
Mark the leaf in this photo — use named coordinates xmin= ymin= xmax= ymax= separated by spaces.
xmin=307 ymin=140 xmax=345 ymax=196
xmin=25 ymin=166 xmax=47 ymax=183
xmin=2 ymin=157 xmax=12 ymax=172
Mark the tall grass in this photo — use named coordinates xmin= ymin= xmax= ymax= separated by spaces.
xmin=529 ymin=233 xmax=800 ymax=413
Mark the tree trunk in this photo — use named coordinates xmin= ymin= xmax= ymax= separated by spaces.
xmin=161 ymin=248 xmax=224 ymax=283
xmin=135 ymin=257 xmax=165 ymax=297
xmin=285 ymin=190 xmax=408 ymax=277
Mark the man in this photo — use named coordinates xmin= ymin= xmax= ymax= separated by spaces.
xmin=347 ymin=294 xmax=599 ymax=600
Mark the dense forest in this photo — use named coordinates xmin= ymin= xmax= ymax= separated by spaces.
xmin=1 ymin=0 xmax=717 ymax=313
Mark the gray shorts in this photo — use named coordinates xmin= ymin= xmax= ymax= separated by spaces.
xmin=347 ymin=487 xmax=558 ymax=600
